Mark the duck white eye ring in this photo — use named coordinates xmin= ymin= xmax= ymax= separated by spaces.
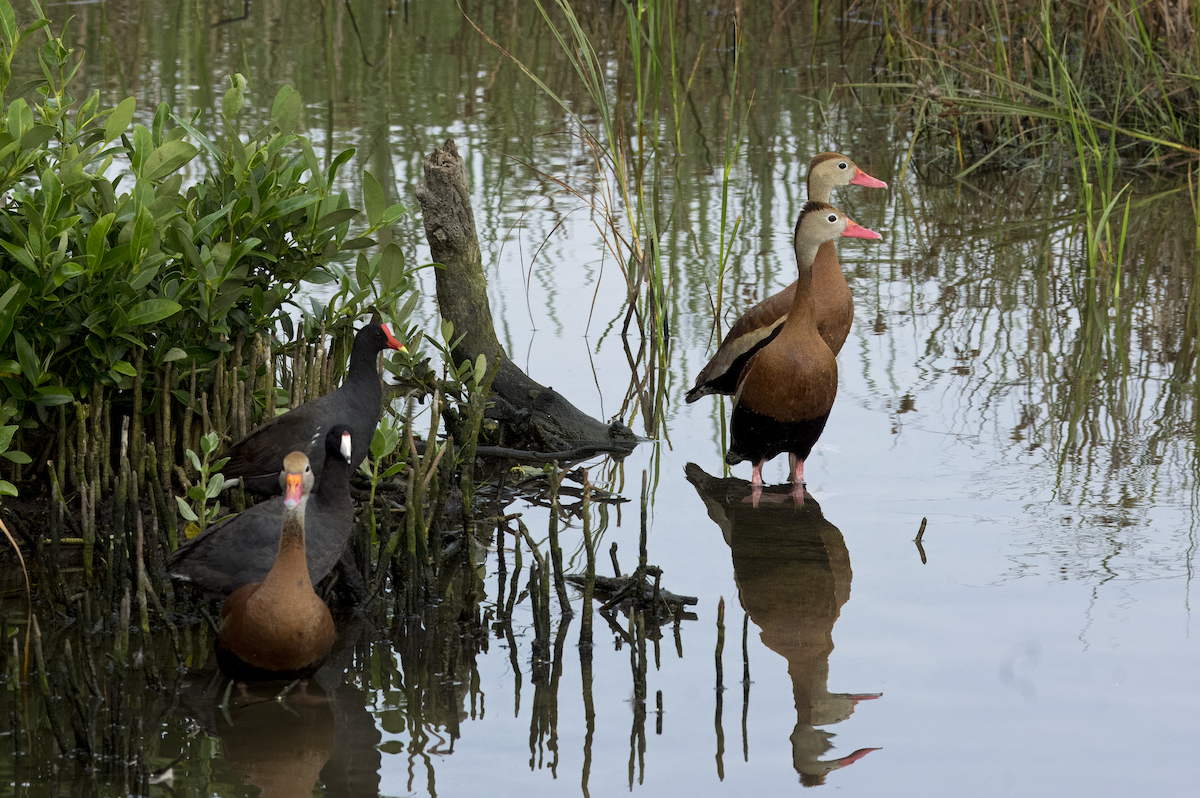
xmin=837 ymin=161 xmax=849 ymax=170
xmin=826 ymin=213 xmax=839 ymax=223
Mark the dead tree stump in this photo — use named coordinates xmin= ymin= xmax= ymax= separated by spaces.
xmin=415 ymin=139 xmax=638 ymax=459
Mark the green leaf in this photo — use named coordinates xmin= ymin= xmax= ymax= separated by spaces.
xmin=111 ymin=360 xmax=137 ymax=377
xmin=1 ymin=450 xmax=32 ymax=465
xmin=355 ymin=252 xmax=372 ymax=290
xmin=32 ymin=386 xmax=74 ymax=407
xmin=186 ymin=449 xmax=202 ymax=472
xmin=266 ymin=194 xmax=320 ymax=220
xmin=0 ymin=480 xmax=16 ymax=498
xmin=12 ymin=330 xmax=38 ymax=384
xmin=369 ymin=423 xmax=400 ymax=458
xmin=169 ymin=111 xmax=222 ymax=161
xmin=0 ymin=283 xmax=23 ymax=347
xmin=127 ymin=299 xmax=182 ymax=326
xmin=271 ymin=85 xmax=302 ymax=135
xmin=86 ymin=212 xmax=115 ymax=269
xmin=105 ymin=97 xmax=136 ymax=143
xmin=143 ymin=139 xmax=198 ymax=181
xmin=381 ymin=202 xmax=409 ymax=227
xmin=326 ymin=148 xmax=356 ymax=188
xmin=0 ymin=2 xmax=17 ymax=45
xmin=363 ymin=170 xmax=385 ymax=228
xmin=313 ymin=207 xmax=359 ymax=232
xmin=162 ymin=347 xmax=188 ymax=362
xmin=379 ymin=243 xmax=405 ymax=293
xmin=221 ymin=73 xmax=248 ymax=121
xmin=175 ymin=495 xmax=198 ymax=522
xmin=205 ymin=473 xmax=225 ymax=499
xmin=18 ymin=124 xmax=55 ymax=150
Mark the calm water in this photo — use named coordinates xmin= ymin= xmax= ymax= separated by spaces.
xmin=4 ymin=2 xmax=1199 ymax=795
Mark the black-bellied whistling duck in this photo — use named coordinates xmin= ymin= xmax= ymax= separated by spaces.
xmin=687 ymin=153 xmax=886 ymax=403
xmin=216 ymin=451 xmax=336 ymax=679
xmin=725 ymin=201 xmax=881 ymax=504
xmin=223 ymin=323 xmax=404 ymax=494
xmin=169 ymin=425 xmax=354 ymax=598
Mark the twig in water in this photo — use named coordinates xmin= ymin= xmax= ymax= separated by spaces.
xmin=914 ymin=517 xmax=928 ymax=565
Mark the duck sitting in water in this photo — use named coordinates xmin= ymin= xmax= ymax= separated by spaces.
xmin=216 ymin=451 xmax=336 ymax=680
xmin=221 ymin=322 xmax=405 ymax=494
xmin=726 ymin=201 xmax=881 ymax=505
xmin=168 ymin=425 xmax=355 ymax=599
xmin=687 ymin=153 xmax=886 ymax=403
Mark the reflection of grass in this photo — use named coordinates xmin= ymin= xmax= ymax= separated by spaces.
xmin=862 ymin=165 xmax=1197 ymax=514
xmin=465 ymin=0 xmax=752 ymax=495
xmin=868 ymin=0 xmax=1200 ymax=509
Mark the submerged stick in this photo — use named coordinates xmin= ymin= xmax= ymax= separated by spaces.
xmin=547 ymin=463 xmax=574 ymax=619
xmin=580 ymin=472 xmax=594 ymax=654
xmin=915 ymin=517 xmax=928 ymax=565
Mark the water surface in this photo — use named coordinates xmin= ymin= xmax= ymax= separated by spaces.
xmin=3 ymin=2 xmax=1199 ymax=796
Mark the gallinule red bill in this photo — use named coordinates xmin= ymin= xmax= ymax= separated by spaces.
xmin=216 ymin=450 xmax=336 ymax=679
xmin=223 ymin=322 xmax=404 ymax=493
xmin=169 ymin=425 xmax=355 ymax=598
xmin=726 ymin=202 xmax=881 ymax=504
xmin=687 ymin=153 xmax=886 ymax=403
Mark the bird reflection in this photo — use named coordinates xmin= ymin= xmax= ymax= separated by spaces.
xmin=173 ymin=611 xmax=383 ymax=796
xmin=217 ymin=680 xmax=336 ymax=798
xmin=685 ymin=463 xmax=880 ymax=786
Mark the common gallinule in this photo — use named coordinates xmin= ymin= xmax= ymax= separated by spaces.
xmin=216 ymin=450 xmax=336 ymax=679
xmin=687 ymin=153 xmax=886 ymax=403
xmin=223 ymin=322 xmax=404 ymax=493
xmin=169 ymin=425 xmax=355 ymax=598
xmin=725 ymin=202 xmax=881 ymax=504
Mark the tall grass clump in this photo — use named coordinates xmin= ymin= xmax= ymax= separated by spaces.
xmin=876 ymin=0 xmax=1200 ymax=172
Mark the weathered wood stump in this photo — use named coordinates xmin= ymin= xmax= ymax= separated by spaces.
xmin=415 ymin=139 xmax=638 ymax=459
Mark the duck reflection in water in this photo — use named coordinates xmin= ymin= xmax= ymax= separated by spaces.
xmin=174 ymin=611 xmax=383 ymax=797
xmin=686 ymin=463 xmax=881 ymax=786
xmin=216 ymin=679 xmax=336 ymax=798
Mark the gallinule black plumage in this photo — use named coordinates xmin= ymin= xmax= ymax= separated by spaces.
xmin=223 ymin=322 xmax=404 ymax=494
xmin=215 ymin=450 xmax=336 ymax=679
xmin=169 ymin=425 xmax=355 ymax=599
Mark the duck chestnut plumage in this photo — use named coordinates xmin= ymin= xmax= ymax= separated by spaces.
xmin=687 ymin=153 xmax=886 ymax=403
xmin=168 ymin=425 xmax=355 ymax=598
xmin=222 ymin=322 xmax=404 ymax=494
xmin=725 ymin=201 xmax=881 ymax=503
xmin=215 ymin=450 xmax=336 ymax=679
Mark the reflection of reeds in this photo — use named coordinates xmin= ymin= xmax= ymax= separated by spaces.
xmin=864 ymin=160 xmax=1199 ymax=523
xmin=469 ymin=0 xmax=750 ymax=445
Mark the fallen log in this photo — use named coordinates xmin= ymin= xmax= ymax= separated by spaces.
xmin=415 ymin=139 xmax=639 ymax=458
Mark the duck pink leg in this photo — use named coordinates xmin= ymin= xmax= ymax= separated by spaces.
xmin=788 ymin=454 xmax=806 ymax=504
xmin=749 ymin=461 xmax=765 ymax=508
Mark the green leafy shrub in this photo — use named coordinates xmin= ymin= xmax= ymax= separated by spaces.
xmin=0 ymin=0 xmax=420 ymax=501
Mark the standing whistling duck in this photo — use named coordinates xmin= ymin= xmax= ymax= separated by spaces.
xmin=222 ymin=322 xmax=405 ymax=494
xmin=687 ymin=153 xmax=886 ymax=403
xmin=725 ymin=201 xmax=881 ymax=504
xmin=217 ymin=451 xmax=336 ymax=679
xmin=168 ymin=425 xmax=355 ymax=599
